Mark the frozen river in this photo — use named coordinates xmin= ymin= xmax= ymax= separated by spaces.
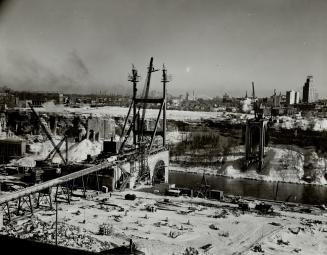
xmin=169 ymin=171 xmax=327 ymax=205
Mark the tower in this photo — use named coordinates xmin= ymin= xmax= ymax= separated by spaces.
xmin=303 ymin=75 xmax=315 ymax=103
xmin=244 ymin=81 xmax=268 ymax=171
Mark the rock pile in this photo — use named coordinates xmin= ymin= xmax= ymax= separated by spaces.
xmin=99 ymin=223 xmax=114 ymax=236
xmin=0 ymin=217 xmax=111 ymax=252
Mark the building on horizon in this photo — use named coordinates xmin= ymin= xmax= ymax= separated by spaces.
xmin=302 ymin=75 xmax=316 ymax=103
xmin=271 ymin=90 xmax=282 ymax=107
xmin=294 ymin=91 xmax=300 ymax=104
xmin=286 ymin=90 xmax=295 ymax=105
xmin=286 ymin=90 xmax=300 ymax=105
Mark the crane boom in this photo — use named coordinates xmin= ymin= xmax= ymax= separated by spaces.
xmin=139 ymin=57 xmax=158 ymax=142
xmin=28 ymin=103 xmax=67 ymax=165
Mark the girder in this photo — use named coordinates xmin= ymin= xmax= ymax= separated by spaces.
xmin=0 ymin=161 xmax=114 ymax=205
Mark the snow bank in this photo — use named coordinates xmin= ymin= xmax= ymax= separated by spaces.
xmin=11 ymin=138 xmax=103 ymax=166
xmin=275 ymin=116 xmax=327 ymax=131
xmin=53 ymin=139 xmax=102 ymax=163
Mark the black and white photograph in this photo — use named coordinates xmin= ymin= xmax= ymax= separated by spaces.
xmin=0 ymin=0 xmax=326 ymax=254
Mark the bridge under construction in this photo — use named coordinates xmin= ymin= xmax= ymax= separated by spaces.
xmin=0 ymin=57 xmax=170 ymax=223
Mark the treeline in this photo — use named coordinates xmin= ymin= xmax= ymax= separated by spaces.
xmin=170 ymin=131 xmax=240 ymax=166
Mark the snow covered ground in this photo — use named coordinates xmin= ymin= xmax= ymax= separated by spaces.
xmin=1 ymin=190 xmax=327 ymax=254
xmin=274 ymin=116 xmax=327 ymax=131
xmin=31 ymin=104 xmax=327 ymax=132
xmin=32 ymin=103 xmax=221 ymax=121
xmin=10 ymin=138 xmax=103 ymax=167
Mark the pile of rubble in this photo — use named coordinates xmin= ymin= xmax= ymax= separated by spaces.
xmin=99 ymin=223 xmax=114 ymax=235
xmin=0 ymin=216 xmax=111 ymax=252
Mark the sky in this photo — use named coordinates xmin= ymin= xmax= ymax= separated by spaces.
xmin=0 ymin=0 xmax=326 ymax=98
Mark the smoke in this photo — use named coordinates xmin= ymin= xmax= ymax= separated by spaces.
xmin=68 ymin=50 xmax=90 ymax=78
xmin=240 ymin=98 xmax=252 ymax=113
xmin=0 ymin=49 xmax=106 ymax=94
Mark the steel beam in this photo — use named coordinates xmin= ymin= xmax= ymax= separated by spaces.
xmin=0 ymin=161 xmax=114 ymax=205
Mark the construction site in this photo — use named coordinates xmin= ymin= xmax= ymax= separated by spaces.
xmin=0 ymin=58 xmax=171 ymax=253
xmin=1 ymin=1 xmax=327 ymax=254
xmin=0 ymin=59 xmax=326 ymax=255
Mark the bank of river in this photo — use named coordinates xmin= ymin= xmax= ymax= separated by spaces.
xmin=169 ymin=170 xmax=327 ymax=205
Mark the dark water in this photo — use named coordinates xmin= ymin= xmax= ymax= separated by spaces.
xmin=169 ymin=171 xmax=327 ymax=205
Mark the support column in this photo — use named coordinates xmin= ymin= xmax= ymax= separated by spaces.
xmin=81 ymin=176 xmax=86 ymax=198
xmin=28 ymin=195 xmax=33 ymax=214
xmin=6 ymin=202 xmax=11 ymax=222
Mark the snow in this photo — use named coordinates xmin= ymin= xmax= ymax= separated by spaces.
xmin=274 ymin=116 xmax=327 ymax=131
xmin=10 ymin=138 xmax=103 ymax=166
xmin=31 ymin=105 xmax=221 ymax=121
xmin=2 ymin=190 xmax=327 ymax=254
xmin=171 ymin=146 xmax=327 ymax=185
xmin=53 ymin=139 xmax=102 ymax=163
xmin=20 ymin=104 xmax=327 ymax=133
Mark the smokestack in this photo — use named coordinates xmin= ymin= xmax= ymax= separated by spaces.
xmin=252 ymin=82 xmax=255 ymax=99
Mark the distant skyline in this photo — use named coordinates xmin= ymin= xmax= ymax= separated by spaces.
xmin=0 ymin=0 xmax=326 ymax=98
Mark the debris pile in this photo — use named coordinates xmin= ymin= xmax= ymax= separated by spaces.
xmin=0 ymin=217 xmax=111 ymax=252
xmin=168 ymin=230 xmax=182 ymax=238
xmin=210 ymin=209 xmax=229 ymax=219
xmin=209 ymin=223 xmax=219 ymax=230
xmin=252 ymin=244 xmax=263 ymax=252
xmin=182 ymin=247 xmax=199 ymax=255
xmin=99 ymin=223 xmax=114 ymax=235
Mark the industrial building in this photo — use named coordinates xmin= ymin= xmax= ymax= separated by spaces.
xmin=0 ymin=138 xmax=26 ymax=163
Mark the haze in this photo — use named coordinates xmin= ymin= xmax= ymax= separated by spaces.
xmin=0 ymin=0 xmax=326 ymax=98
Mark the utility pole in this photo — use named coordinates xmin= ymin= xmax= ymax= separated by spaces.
xmin=130 ymin=65 xmax=139 ymax=146
xmin=162 ymin=65 xmax=169 ymax=147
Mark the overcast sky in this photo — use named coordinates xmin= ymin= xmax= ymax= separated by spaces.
xmin=0 ymin=0 xmax=326 ymax=98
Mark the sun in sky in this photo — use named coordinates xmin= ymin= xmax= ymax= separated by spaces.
xmin=186 ymin=67 xmax=191 ymax=73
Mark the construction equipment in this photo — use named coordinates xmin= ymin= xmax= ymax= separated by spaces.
xmin=195 ymin=173 xmax=210 ymax=198
xmin=44 ymin=136 xmax=68 ymax=163
xmin=29 ymin=102 xmax=68 ymax=165
xmin=117 ymin=165 xmax=131 ymax=191
xmin=118 ymin=57 xmax=169 ymax=185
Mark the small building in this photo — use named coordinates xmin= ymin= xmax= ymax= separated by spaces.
xmin=0 ymin=138 xmax=26 ymax=163
xmin=103 ymin=139 xmax=121 ymax=154
xmin=209 ymin=190 xmax=224 ymax=200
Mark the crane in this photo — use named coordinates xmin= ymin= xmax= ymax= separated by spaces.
xmin=28 ymin=103 xmax=68 ymax=165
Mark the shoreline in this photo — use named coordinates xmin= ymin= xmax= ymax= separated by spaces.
xmin=169 ymin=167 xmax=327 ymax=186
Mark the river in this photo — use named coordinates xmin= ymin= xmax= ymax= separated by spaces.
xmin=169 ymin=171 xmax=327 ymax=205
